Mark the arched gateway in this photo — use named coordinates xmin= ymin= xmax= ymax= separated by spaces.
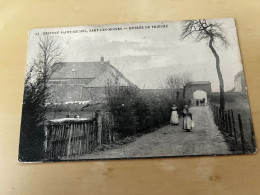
xmin=193 ymin=90 xmax=207 ymax=102
xmin=184 ymin=81 xmax=212 ymax=103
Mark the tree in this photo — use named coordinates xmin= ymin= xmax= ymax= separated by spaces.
xmin=19 ymin=35 xmax=63 ymax=161
xmin=34 ymin=35 xmax=63 ymax=84
xmin=181 ymin=19 xmax=229 ymax=110
xmin=166 ymin=72 xmax=192 ymax=100
xmin=166 ymin=72 xmax=192 ymax=89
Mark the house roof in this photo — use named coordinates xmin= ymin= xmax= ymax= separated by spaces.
xmin=85 ymin=63 xmax=135 ymax=87
xmin=51 ymin=61 xmax=109 ymax=79
xmin=50 ymin=59 xmax=135 ymax=87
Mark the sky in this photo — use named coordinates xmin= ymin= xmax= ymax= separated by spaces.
xmin=27 ymin=18 xmax=244 ymax=92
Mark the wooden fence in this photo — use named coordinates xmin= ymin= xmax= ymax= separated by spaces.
xmin=211 ymin=104 xmax=256 ymax=153
xmin=45 ymin=111 xmax=114 ymax=159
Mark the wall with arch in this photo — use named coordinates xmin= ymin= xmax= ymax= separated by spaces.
xmin=184 ymin=82 xmax=212 ymax=100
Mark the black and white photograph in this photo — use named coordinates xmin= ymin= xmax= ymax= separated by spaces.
xmin=18 ymin=18 xmax=256 ymax=162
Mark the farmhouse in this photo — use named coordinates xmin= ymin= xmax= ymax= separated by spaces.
xmin=48 ymin=56 xmax=134 ymax=103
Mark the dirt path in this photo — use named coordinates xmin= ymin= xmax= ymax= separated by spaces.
xmin=78 ymin=105 xmax=231 ymax=160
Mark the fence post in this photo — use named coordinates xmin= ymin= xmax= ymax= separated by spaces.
xmin=223 ymin=110 xmax=228 ymax=132
xmin=231 ymin=109 xmax=237 ymax=144
xmin=249 ymin=118 xmax=256 ymax=151
xmin=216 ymin=106 xmax=218 ymax=123
xmin=214 ymin=106 xmax=218 ymax=125
xmin=228 ymin=110 xmax=232 ymax=136
xmin=86 ymin=123 xmax=90 ymax=153
xmin=221 ymin=109 xmax=225 ymax=131
xmin=238 ymin=114 xmax=246 ymax=152
xmin=45 ymin=125 xmax=51 ymax=159
xmin=95 ymin=110 xmax=103 ymax=146
xmin=110 ymin=113 xmax=115 ymax=143
xmin=219 ymin=108 xmax=222 ymax=130
xmin=67 ymin=123 xmax=73 ymax=157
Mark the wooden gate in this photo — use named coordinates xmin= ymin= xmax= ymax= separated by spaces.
xmin=45 ymin=118 xmax=98 ymax=159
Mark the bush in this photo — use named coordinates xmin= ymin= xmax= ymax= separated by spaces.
xmin=19 ymin=68 xmax=48 ymax=162
xmin=106 ymin=86 xmax=172 ymax=138
xmin=106 ymin=86 xmax=138 ymax=137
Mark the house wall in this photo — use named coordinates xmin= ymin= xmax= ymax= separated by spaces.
xmin=49 ymin=84 xmax=84 ymax=102
xmin=234 ymin=74 xmax=246 ymax=93
xmin=234 ymin=76 xmax=242 ymax=92
xmin=184 ymin=83 xmax=212 ymax=99
xmin=82 ymin=87 xmax=107 ymax=103
xmin=172 ymin=88 xmax=184 ymax=101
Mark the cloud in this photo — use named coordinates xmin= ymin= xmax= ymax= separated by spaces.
xmin=27 ymin=18 xmax=243 ymax=91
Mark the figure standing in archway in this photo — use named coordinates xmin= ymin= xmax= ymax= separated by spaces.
xmin=193 ymin=90 xmax=207 ymax=106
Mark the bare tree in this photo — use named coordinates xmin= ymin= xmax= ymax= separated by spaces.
xmin=181 ymin=19 xmax=229 ymax=110
xmin=32 ymin=35 xmax=63 ymax=84
xmin=166 ymin=72 xmax=192 ymax=89
xmin=19 ymin=35 xmax=63 ymax=161
xmin=166 ymin=72 xmax=192 ymax=101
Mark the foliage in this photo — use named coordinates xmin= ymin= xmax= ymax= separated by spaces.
xmin=19 ymin=35 xmax=62 ymax=161
xmin=166 ymin=72 xmax=192 ymax=103
xmin=105 ymin=86 xmax=138 ymax=137
xmin=105 ymin=86 xmax=172 ymax=138
xmin=166 ymin=72 xmax=192 ymax=89
xmin=181 ymin=19 xmax=229 ymax=47
xmin=19 ymin=66 xmax=49 ymax=161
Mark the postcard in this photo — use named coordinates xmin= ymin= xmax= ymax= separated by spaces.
xmin=19 ymin=18 xmax=256 ymax=162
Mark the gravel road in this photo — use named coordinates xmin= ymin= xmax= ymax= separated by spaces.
xmin=78 ymin=105 xmax=231 ymax=160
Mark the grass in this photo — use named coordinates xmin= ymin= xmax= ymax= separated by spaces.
xmin=210 ymin=94 xmax=256 ymax=154
xmin=45 ymin=102 xmax=108 ymax=120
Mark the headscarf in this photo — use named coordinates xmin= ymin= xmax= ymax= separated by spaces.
xmin=183 ymin=105 xmax=191 ymax=115
xmin=172 ymin=104 xmax=177 ymax=110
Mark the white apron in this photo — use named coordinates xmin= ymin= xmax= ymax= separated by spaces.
xmin=183 ymin=116 xmax=192 ymax=130
xmin=170 ymin=111 xmax=179 ymax=124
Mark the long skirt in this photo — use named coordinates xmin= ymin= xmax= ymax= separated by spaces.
xmin=170 ymin=111 xmax=179 ymax=125
xmin=183 ymin=116 xmax=192 ymax=130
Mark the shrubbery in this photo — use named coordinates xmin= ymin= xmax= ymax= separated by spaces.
xmin=105 ymin=86 xmax=174 ymax=138
xmin=19 ymin=68 xmax=47 ymax=162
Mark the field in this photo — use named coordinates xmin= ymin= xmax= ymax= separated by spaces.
xmin=45 ymin=102 xmax=107 ymax=121
xmin=210 ymin=92 xmax=255 ymax=153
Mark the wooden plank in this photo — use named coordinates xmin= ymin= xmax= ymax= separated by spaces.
xmin=231 ymin=109 xmax=238 ymax=144
xmin=67 ymin=123 xmax=73 ymax=157
xmin=238 ymin=114 xmax=246 ymax=152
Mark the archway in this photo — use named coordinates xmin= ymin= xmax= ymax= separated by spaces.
xmin=193 ymin=90 xmax=207 ymax=106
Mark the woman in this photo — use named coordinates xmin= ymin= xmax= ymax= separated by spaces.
xmin=170 ymin=104 xmax=179 ymax=125
xmin=182 ymin=105 xmax=192 ymax=132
